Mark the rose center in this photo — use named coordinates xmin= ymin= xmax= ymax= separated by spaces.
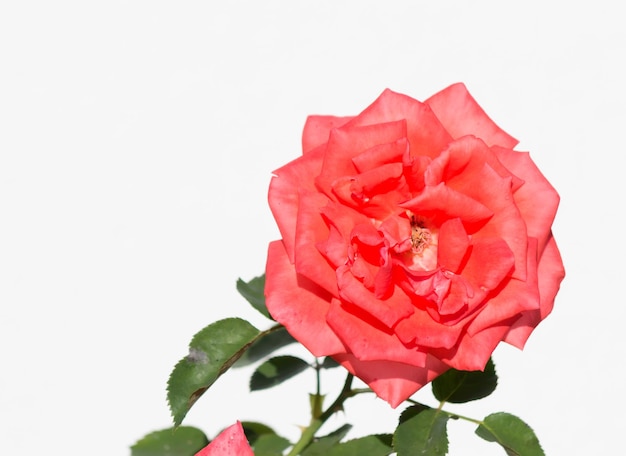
xmin=410 ymin=216 xmax=432 ymax=254
xmin=402 ymin=213 xmax=438 ymax=271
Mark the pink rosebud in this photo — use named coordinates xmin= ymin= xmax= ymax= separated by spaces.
xmin=195 ymin=421 xmax=253 ymax=456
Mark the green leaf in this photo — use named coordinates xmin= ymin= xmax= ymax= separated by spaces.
xmin=475 ymin=412 xmax=544 ymax=456
xmin=237 ymin=274 xmax=271 ymax=319
xmin=250 ymin=355 xmax=310 ymax=391
xmin=393 ymin=408 xmax=449 ymax=456
xmin=241 ymin=421 xmax=291 ymax=456
xmin=167 ymin=318 xmax=261 ymax=426
xmin=301 ymin=424 xmax=353 ymax=456
xmin=398 ymin=403 xmax=432 ymax=424
xmin=234 ymin=325 xmax=297 ymax=367
xmin=432 ymin=357 xmax=497 ymax=403
xmin=130 ymin=426 xmax=208 ymax=456
xmin=252 ymin=433 xmax=292 ymax=456
xmin=241 ymin=421 xmax=277 ymax=442
xmin=327 ymin=434 xmax=394 ymax=456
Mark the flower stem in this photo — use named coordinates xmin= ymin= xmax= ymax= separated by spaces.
xmin=440 ymin=409 xmax=483 ymax=426
xmin=315 ymin=359 xmax=321 ymax=398
xmin=408 ymin=398 xmax=483 ymax=426
xmin=286 ymin=373 xmax=354 ymax=456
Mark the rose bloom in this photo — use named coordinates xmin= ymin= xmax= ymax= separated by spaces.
xmin=265 ymin=83 xmax=565 ymax=407
xmin=195 ymin=421 xmax=253 ymax=456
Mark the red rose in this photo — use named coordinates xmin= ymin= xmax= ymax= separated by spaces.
xmin=195 ymin=421 xmax=253 ymax=456
xmin=265 ymin=83 xmax=565 ymax=407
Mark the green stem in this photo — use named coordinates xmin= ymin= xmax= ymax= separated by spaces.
xmin=318 ymin=374 xmax=353 ymax=422
xmin=309 ymin=359 xmax=323 ymax=420
xmin=440 ymin=409 xmax=483 ymax=426
xmin=315 ymin=359 xmax=321 ymax=398
xmin=436 ymin=399 xmax=483 ymax=425
xmin=407 ymin=398 xmax=483 ymax=426
xmin=349 ymin=387 xmax=373 ymax=395
xmin=286 ymin=374 xmax=354 ymax=456
xmin=286 ymin=418 xmax=324 ymax=456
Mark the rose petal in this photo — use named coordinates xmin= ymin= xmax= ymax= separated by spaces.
xmin=302 ymin=115 xmax=354 ymax=153
xmin=394 ymin=303 xmax=469 ymax=350
xmin=336 ymin=265 xmax=414 ymax=328
xmin=436 ymin=273 xmax=475 ymax=316
xmin=437 ymin=217 xmax=471 ymax=274
xmin=433 ymin=323 xmax=511 ymax=371
xmin=348 ymin=221 xmax=388 ymax=291
xmin=379 ymin=213 xmax=413 ymax=250
xmin=333 ymin=353 xmax=448 ymax=408
xmin=268 ymin=147 xmax=326 ymax=263
xmin=469 ymin=173 xmax=528 ymax=280
xmin=294 ymin=190 xmax=339 ymax=296
xmin=429 ymin=138 xmax=528 ymax=280
xmin=425 ymin=83 xmax=518 ymax=148
xmin=504 ymin=235 xmax=565 ymax=347
xmin=352 ymin=136 xmax=408 ymax=173
xmin=346 ymin=89 xmax=453 ymax=159
xmin=326 ymin=298 xmax=427 ymax=367
xmin=461 ymin=237 xmax=515 ymax=292
xmin=495 ymin=146 xmax=561 ymax=255
xmin=319 ymin=200 xmax=372 ymax=240
xmin=316 ymin=121 xmax=407 ymax=199
xmin=331 ymin=161 xmax=407 ymax=217
xmin=316 ymin=202 xmax=372 ymax=269
xmin=393 ymin=267 xmax=451 ymax=308
xmin=425 ymin=136 xmax=524 ymax=191
xmin=401 ymin=182 xmax=493 ymax=228
xmin=265 ymin=241 xmax=345 ymax=356
xmin=195 ymin=422 xmax=253 ymax=456
xmin=467 ymin=237 xmax=541 ymax=337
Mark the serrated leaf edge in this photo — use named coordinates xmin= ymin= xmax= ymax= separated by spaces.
xmin=167 ymin=319 xmax=284 ymax=426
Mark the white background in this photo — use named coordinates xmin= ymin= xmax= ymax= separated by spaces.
xmin=1 ymin=1 xmax=624 ymax=454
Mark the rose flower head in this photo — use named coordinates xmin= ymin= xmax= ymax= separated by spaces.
xmin=265 ymin=83 xmax=565 ymax=408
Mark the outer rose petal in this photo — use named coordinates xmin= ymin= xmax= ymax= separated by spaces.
xmin=433 ymin=323 xmax=511 ymax=371
xmin=504 ymin=235 xmax=565 ymax=347
xmin=294 ymin=190 xmax=338 ymax=296
xmin=302 ymin=115 xmax=353 ymax=153
xmin=334 ymin=353 xmax=448 ymax=408
xmin=269 ymin=147 xmax=325 ymax=263
xmin=494 ymin=146 xmax=560 ymax=255
xmin=326 ymin=298 xmax=427 ymax=367
xmin=467 ymin=237 xmax=541 ymax=337
xmin=346 ymin=89 xmax=453 ymax=158
xmin=425 ymin=83 xmax=519 ymax=148
xmin=265 ymin=240 xmax=345 ymax=356
xmin=195 ymin=422 xmax=253 ymax=456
